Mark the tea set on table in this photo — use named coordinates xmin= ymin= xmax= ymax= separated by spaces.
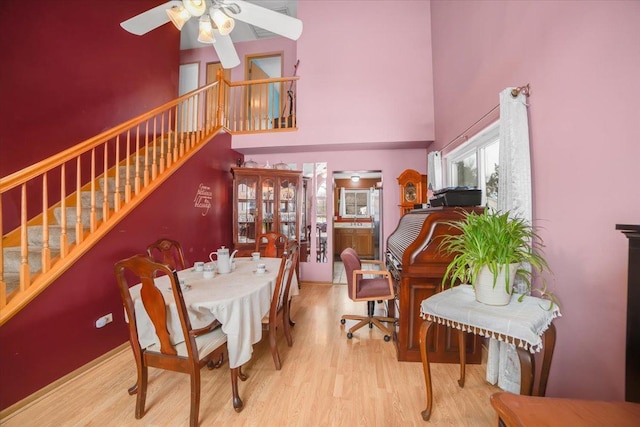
xmin=192 ymin=246 xmax=268 ymax=278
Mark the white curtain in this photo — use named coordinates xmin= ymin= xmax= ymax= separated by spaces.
xmin=427 ymin=151 xmax=443 ymax=190
xmin=486 ymin=87 xmax=532 ymax=393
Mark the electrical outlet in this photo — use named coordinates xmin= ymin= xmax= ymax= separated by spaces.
xmin=95 ymin=313 xmax=113 ymax=328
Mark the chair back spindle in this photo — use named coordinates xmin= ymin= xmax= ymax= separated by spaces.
xmin=256 ymin=232 xmax=288 ymax=258
xmin=146 ymin=238 xmax=187 ymax=271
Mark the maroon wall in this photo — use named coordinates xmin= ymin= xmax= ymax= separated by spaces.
xmin=0 ymin=0 xmax=180 ymax=176
xmin=0 ymin=0 xmax=243 ymax=410
xmin=0 ymin=0 xmax=182 ymax=233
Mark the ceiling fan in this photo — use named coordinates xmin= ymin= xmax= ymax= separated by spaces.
xmin=120 ymin=0 xmax=303 ymax=69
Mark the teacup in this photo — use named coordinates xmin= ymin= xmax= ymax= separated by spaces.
xmin=256 ymin=263 xmax=266 ymax=274
xmin=203 ymin=263 xmax=216 ymax=279
xmin=194 ymin=261 xmax=204 ymax=272
xmin=251 ymin=252 xmax=261 ymax=261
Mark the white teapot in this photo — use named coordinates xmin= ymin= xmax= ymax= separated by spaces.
xmin=209 ymin=246 xmax=238 ymax=274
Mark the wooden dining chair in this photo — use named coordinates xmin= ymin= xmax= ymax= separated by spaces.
xmin=255 ymin=232 xmax=288 ymax=258
xmin=262 ymin=240 xmax=299 ymax=370
xmin=114 ymin=254 xmax=246 ymax=426
xmin=146 ymin=238 xmax=187 ymax=271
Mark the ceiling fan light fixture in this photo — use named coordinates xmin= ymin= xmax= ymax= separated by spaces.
xmin=166 ymin=5 xmax=191 ymax=31
xmin=211 ymin=8 xmax=235 ymax=36
xmin=197 ymin=15 xmax=215 ymax=43
xmin=182 ymin=0 xmax=206 ymax=17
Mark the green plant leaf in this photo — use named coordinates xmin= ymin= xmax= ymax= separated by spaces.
xmin=438 ymin=207 xmax=558 ymax=307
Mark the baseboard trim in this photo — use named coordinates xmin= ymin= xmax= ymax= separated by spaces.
xmin=0 ymin=343 xmax=129 ymax=420
xmin=299 ymin=280 xmax=334 ymax=286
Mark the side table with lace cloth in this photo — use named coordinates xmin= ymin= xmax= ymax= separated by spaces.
xmin=417 ymin=285 xmax=561 ymax=421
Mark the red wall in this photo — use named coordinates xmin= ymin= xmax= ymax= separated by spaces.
xmin=0 ymin=0 xmax=180 ymax=176
xmin=0 ymin=0 xmax=182 ymax=231
xmin=0 ymin=0 xmax=242 ymax=410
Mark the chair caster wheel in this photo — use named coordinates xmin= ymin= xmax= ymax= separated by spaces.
xmin=369 ymin=323 xmax=374 ymax=329
xmin=384 ymin=335 xmax=391 ymax=342
xmin=347 ymin=332 xmax=353 ymax=339
xmin=340 ymin=319 xmax=346 ymax=325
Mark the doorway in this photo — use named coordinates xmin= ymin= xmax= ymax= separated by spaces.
xmin=246 ymin=52 xmax=283 ymax=130
xmin=178 ymin=62 xmax=199 ymax=132
xmin=332 ymin=171 xmax=384 ymax=282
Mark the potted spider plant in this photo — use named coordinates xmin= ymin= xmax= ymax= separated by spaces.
xmin=439 ymin=208 xmax=552 ymax=306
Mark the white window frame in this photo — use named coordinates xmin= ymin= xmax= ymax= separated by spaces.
xmin=339 ymin=189 xmax=371 ymax=218
xmin=444 ymin=120 xmax=500 ymax=207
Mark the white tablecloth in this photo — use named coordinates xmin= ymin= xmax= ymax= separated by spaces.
xmin=129 ymin=257 xmax=297 ymax=368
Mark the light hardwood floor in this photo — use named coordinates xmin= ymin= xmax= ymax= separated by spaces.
xmin=2 ymin=283 xmax=500 ymax=426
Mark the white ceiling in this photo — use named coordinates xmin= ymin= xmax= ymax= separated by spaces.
xmin=179 ymin=0 xmax=298 ymax=50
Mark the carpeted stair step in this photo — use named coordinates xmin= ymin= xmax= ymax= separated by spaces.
xmin=3 ymin=272 xmax=20 ymax=295
xmin=53 ymin=206 xmax=103 ymax=229
xmin=79 ymin=190 xmax=119 ymax=209
xmin=3 ymin=245 xmax=60 ymax=275
xmin=26 ymin=224 xmax=79 ymax=247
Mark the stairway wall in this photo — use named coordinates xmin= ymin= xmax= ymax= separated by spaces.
xmin=0 ymin=0 xmax=180 ymax=230
xmin=0 ymin=133 xmax=241 ymax=410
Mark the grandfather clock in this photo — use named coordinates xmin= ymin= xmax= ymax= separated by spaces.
xmin=397 ymin=169 xmax=427 ymax=215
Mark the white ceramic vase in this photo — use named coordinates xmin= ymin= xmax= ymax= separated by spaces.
xmin=474 ymin=263 xmax=518 ymax=306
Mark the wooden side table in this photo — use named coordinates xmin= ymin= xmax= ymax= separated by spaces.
xmin=418 ymin=285 xmax=560 ymax=421
xmin=490 ymin=392 xmax=640 ymax=426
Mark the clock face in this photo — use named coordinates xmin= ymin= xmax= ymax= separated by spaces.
xmin=404 ymin=183 xmax=417 ymax=202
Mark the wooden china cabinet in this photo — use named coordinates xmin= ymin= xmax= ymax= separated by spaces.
xmin=231 ymin=167 xmax=302 ymax=257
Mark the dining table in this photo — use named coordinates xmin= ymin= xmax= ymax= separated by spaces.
xmin=129 ymin=256 xmax=298 ymax=369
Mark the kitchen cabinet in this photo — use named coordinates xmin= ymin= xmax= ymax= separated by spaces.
xmin=334 ymin=227 xmax=374 ymax=258
xmin=232 ymin=167 xmax=302 ymax=256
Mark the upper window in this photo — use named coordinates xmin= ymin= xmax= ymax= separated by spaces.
xmin=445 ymin=121 xmax=499 ymax=209
xmin=340 ymin=189 xmax=371 ymax=218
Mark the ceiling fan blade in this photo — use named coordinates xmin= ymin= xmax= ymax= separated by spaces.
xmin=120 ymin=1 xmax=182 ymax=35
xmin=224 ymin=0 xmax=303 ymax=40
xmin=212 ymin=32 xmax=241 ymax=69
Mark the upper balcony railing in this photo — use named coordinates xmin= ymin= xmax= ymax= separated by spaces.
xmin=0 ymin=71 xmax=299 ymax=325
xmin=223 ymin=76 xmax=298 ymax=133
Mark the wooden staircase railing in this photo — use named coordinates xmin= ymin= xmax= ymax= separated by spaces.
xmin=0 ymin=72 xmax=299 ymax=326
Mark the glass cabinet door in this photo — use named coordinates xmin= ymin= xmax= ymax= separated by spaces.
xmin=279 ymin=178 xmax=298 ymax=240
xmin=237 ymin=176 xmax=257 ymax=244
xmin=261 ymin=178 xmax=275 ymax=234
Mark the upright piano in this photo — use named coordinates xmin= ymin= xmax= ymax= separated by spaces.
xmin=386 ymin=206 xmax=484 ymax=362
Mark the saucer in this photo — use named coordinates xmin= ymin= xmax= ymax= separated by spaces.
xmin=167 ymin=284 xmax=191 ymax=292
xmin=253 ymin=269 xmax=268 ymax=274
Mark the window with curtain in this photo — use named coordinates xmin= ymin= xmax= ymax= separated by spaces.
xmin=445 ymin=121 xmax=500 ymax=209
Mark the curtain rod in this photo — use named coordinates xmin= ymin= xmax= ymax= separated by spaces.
xmin=440 ymin=84 xmax=530 ymax=152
